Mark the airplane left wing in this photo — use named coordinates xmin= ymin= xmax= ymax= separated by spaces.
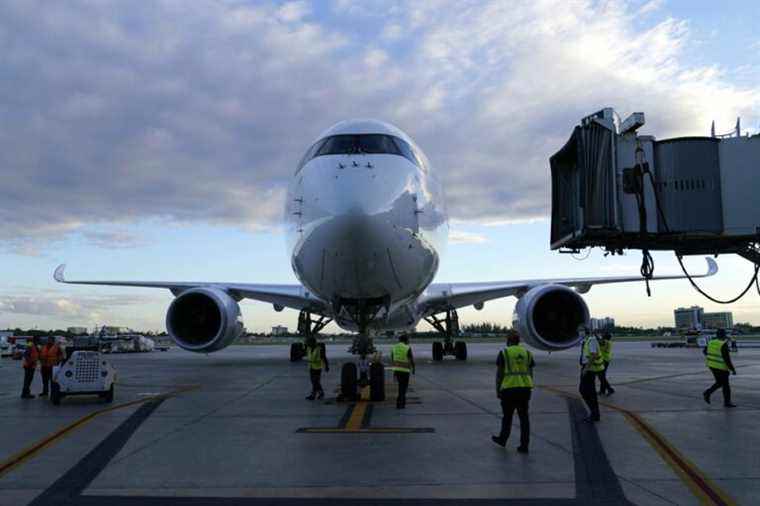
xmin=418 ymin=257 xmax=718 ymax=317
xmin=53 ymin=264 xmax=328 ymax=314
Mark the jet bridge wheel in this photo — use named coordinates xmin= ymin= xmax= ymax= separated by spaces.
xmin=290 ymin=342 xmax=304 ymax=362
xmin=369 ymin=362 xmax=385 ymax=402
xmin=341 ymin=362 xmax=358 ymax=401
xmin=454 ymin=341 xmax=467 ymax=361
xmin=432 ymin=341 xmax=444 ymax=361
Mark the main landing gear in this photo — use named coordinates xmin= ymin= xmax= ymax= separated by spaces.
xmin=425 ymin=309 xmax=467 ymax=362
xmin=290 ymin=310 xmax=332 ymax=362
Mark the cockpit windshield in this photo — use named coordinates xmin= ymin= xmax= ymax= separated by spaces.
xmin=297 ymin=134 xmax=426 ymax=173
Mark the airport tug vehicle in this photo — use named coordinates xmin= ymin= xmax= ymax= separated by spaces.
xmin=51 ymin=350 xmax=117 ymax=405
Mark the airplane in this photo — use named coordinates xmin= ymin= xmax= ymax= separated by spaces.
xmin=54 ymin=119 xmax=718 ymax=399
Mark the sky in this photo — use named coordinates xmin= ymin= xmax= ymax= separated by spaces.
xmin=1 ymin=0 xmax=759 ymax=333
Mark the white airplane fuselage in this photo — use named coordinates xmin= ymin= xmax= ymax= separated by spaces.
xmin=286 ymin=120 xmax=448 ymax=331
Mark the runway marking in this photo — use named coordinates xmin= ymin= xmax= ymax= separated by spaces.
xmin=0 ymin=385 xmax=198 ymax=480
xmin=298 ymin=386 xmax=434 ymax=434
xmin=541 ymin=385 xmax=736 ymax=506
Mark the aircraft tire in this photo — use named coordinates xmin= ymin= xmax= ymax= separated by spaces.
xmin=341 ymin=362 xmax=358 ymax=401
xmin=290 ymin=342 xmax=304 ymax=362
xmin=369 ymin=362 xmax=385 ymax=402
xmin=432 ymin=341 xmax=444 ymax=361
xmin=454 ymin=341 xmax=467 ymax=361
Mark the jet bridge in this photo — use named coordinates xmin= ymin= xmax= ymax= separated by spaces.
xmin=550 ymin=108 xmax=760 ymax=264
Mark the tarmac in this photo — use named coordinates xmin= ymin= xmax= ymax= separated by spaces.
xmin=0 ymin=341 xmax=758 ymax=505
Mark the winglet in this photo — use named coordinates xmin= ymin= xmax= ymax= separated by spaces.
xmin=705 ymin=257 xmax=718 ymax=277
xmin=54 ymin=264 xmax=67 ymax=283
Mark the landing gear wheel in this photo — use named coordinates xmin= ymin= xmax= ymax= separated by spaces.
xmin=51 ymin=382 xmax=61 ymax=405
xmin=432 ymin=341 xmax=444 ymax=362
xmin=290 ymin=342 xmax=304 ymax=362
xmin=454 ymin=341 xmax=467 ymax=361
xmin=369 ymin=362 xmax=385 ymax=402
xmin=341 ymin=362 xmax=358 ymax=401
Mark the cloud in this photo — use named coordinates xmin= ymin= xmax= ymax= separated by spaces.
xmin=449 ymin=230 xmax=488 ymax=244
xmin=1 ymin=0 xmax=758 ymax=254
xmin=0 ymin=293 xmax=147 ymax=321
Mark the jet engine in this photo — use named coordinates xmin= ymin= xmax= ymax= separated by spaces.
xmin=166 ymin=287 xmax=244 ymax=352
xmin=512 ymin=284 xmax=589 ymax=351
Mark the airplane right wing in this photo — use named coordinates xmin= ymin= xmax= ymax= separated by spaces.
xmin=417 ymin=257 xmax=718 ymax=317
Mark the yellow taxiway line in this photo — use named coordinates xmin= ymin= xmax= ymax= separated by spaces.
xmin=540 ymin=385 xmax=736 ymax=506
xmin=0 ymin=385 xmax=198 ymax=479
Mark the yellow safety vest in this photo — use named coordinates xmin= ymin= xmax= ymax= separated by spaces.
xmin=583 ymin=337 xmax=605 ymax=372
xmin=391 ymin=343 xmax=411 ymax=373
xmin=500 ymin=345 xmax=534 ymax=390
xmin=307 ymin=346 xmax=323 ymax=370
xmin=705 ymin=339 xmax=728 ymax=371
xmin=599 ymin=340 xmax=612 ymax=362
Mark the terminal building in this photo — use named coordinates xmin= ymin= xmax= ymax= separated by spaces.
xmin=673 ymin=306 xmax=733 ymax=330
xmin=590 ymin=317 xmax=615 ymax=331
xmin=674 ymin=306 xmax=704 ymax=330
xmin=703 ymin=311 xmax=734 ymax=330
xmin=271 ymin=325 xmax=289 ymax=336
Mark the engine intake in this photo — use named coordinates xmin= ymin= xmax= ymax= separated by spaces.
xmin=512 ymin=284 xmax=589 ymax=351
xmin=166 ymin=287 xmax=244 ymax=352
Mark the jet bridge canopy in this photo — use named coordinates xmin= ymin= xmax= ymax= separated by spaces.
xmin=550 ymin=108 xmax=760 ymax=256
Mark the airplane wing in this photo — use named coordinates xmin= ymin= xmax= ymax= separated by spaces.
xmin=417 ymin=257 xmax=718 ymax=317
xmin=53 ymin=264 xmax=329 ymax=313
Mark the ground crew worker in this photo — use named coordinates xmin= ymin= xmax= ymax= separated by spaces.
xmin=20 ymin=338 xmax=40 ymax=399
xmin=391 ymin=334 xmax=415 ymax=409
xmin=492 ymin=333 xmax=534 ymax=454
xmin=597 ymin=332 xmax=615 ymax=396
xmin=579 ymin=330 xmax=604 ymax=422
xmin=703 ymin=329 xmax=737 ymax=408
xmin=39 ymin=336 xmax=64 ymax=397
xmin=305 ymin=337 xmax=329 ymax=400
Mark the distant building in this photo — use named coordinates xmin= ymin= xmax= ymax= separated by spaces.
xmin=271 ymin=325 xmax=289 ymax=336
xmin=703 ymin=312 xmax=734 ymax=330
xmin=590 ymin=317 xmax=615 ymax=331
xmin=674 ymin=306 xmax=704 ymax=329
xmin=67 ymin=326 xmax=88 ymax=335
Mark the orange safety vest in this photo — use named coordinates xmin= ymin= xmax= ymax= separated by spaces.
xmin=40 ymin=344 xmax=63 ymax=367
xmin=23 ymin=345 xmax=39 ymax=369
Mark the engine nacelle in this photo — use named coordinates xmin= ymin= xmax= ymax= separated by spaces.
xmin=512 ymin=284 xmax=589 ymax=351
xmin=166 ymin=287 xmax=244 ymax=353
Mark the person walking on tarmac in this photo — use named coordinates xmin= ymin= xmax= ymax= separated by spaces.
xmin=597 ymin=332 xmax=615 ymax=396
xmin=391 ymin=334 xmax=415 ymax=409
xmin=579 ymin=329 xmax=604 ymax=422
xmin=305 ymin=337 xmax=329 ymax=400
xmin=39 ymin=336 xmax=64 ymax=397
xmin=20 ymin=338 xmax=40 ymax=399
xmin=703 ymin=329 xmax=737 ymax=408
xmin=492 ymin=333 xmax=535 ymax=454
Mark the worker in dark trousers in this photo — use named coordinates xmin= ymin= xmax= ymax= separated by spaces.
xmin=703 ymin=329 xmax=737 ymax=407
xmin=38 ymin=336 xmax=64 ymax=397
xmin=597 ymin=332 xmax=615 ymax=396
xmin=305 ymin=337 xmax=329 ymax=400
xmin=492 ymin=333 xmax=535 ymax=453
xmin=391 ymin=334 xmax=415 ymax=409
xmin=20 ymin=338 xmax=40 ymax=399
xmin=579 ymin=330 xmax=604 ymax=422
